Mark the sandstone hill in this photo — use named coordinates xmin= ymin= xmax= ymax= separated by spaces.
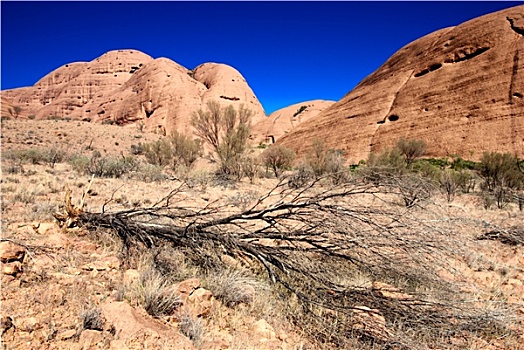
xmin=251 ymin=100 xmax=335 ymax=145
xmin=1 ymin=50 xmax=266 ymax=135
xmin=278 ymin=5 xmax=524 ymax=163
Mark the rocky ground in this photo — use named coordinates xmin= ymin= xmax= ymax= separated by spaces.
xmin=1 ymin=119 xmax=524 ymax=349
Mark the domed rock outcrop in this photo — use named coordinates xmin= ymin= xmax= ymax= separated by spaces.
xmin=279 ymin=5 xmax=524 ymax=162
xmin=2 ymin=50 xmax=266 ymax=134
xmin=251 ymin=100 xmax=335 ymax=145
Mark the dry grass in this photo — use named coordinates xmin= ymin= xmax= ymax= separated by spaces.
xmin=1 ymin=119 xmax=523 ymax=349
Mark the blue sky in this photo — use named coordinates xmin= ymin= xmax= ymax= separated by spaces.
xmin=1 ymin=1 xmax=522 ymax=114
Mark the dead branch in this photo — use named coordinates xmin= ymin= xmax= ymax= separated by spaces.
xmin=54 ymin=176 xmax=521 ymax=348
xmin=478 ymin=225 xmax=524 ymax=245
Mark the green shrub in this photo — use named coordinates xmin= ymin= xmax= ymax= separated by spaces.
xmin=361 ymin=147 xmax=406 ymax=184
xmin=396 ymin=137 xmax=427 ymax=166
xmin=262 ymin=145 xmax=296 ymax=177
xmin=69 ymin=152 xmax=137 ymax=178
xmin=479 ymin=152 xmax=523 ymax=192
xmin=169 ymin=131 xmax=203 ymax=170
xmin=191 ymin=101 xmax=252 ymax=179
xmin=439 ymin=169 xmax=460 ymax=202
xmin=304 ymin=139 xmax=347 ymax=181
xmin=143 ymin=139 xmax=173 ymax=167
xmin=130 ymin=143 xmax=144 ymax=155
xmin=451 ymin=156 xmax=478 ymax=171
xmin=43 ymin=147 xmax=67 ymax=168
xmin=412 ymin=160 xmax=441 ymax=181
xmin=241 ymin=156 xmax=260 ymax=184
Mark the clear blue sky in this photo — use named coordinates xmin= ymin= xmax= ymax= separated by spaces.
xmin=1 ymin=1 xmax=522 ymax=115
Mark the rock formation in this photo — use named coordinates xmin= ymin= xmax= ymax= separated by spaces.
xmin=251 ymin=100 xmax=335 ymax=145
xmin=1 ymin=50 xmax=266 ymax=134
xmin=278 ymin=5 xmax=524 ymax=162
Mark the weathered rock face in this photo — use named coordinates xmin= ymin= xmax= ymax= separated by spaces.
xmin=279 ymin=5 xmax=524 ymax=162
xmin=2 ymin=50 xmax=266 ymax=134
xmin=251 ymin=100 xmax=335 ymax=144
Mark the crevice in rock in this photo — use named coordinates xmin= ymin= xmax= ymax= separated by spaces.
xmin=145 ymin=108 xmax=155 ymax=118
xmin=444 ymin=47 xmax=490 ymax=64
xmin=414 ymin=63 xmax=442 ymax=77
xmin=220 ymin=95 xmax=240 ymax=101
xmin=370 ymin=70 xmax=413 ymax=150
xmin=509 ymin=46 xmax=520 ymax=105
xmin=507 ymin=15 xmax=524 ymax=36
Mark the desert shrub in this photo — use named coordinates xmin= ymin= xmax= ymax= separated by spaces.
xmin=69 ymin=152 xmax=138 ymax=178
xmin=13 ymin=188 xmax=38 ymax=204
xmin=262 ymin=145 xmax=296 ymax=178
xmin=361 ymin=147 xmax=406 ymax=185
xmin=43 ymin=147 xmax=67 ymax=168
xmin=169 ymin=131 xmax=203 ymax=170
xmin=478 ymin=152 xmax=524 ymax=209
xmin=395 ymin=173 xmax=435 ymax=207
xmin=143 ymin=139 xmax=173 ymax=167
xmin=135 ymin=164 xmax=169 ymax=183
xmin=456 ymin=169 xmax=476 ymax=193
xmin=396 ymin=137 xmax=427 ymax=166
xmin=69 ymin=154 xmax=91 ymax=174
xmin=287 ymin=162 xmax=315 ymax=189
xmin=479 ymin=152 xmax=523 ymax=192
xmin=412 ymin=160 xmax=441 ymax=181
xmin=89 ymin=153 xmax=138 ymax=178
xmin=130 ymin=143 xmax=144 ymax=155
xmin=79 ymin=307 xmax=104 ymax=331
xmin=450 ymin=156 xmax=478 ymax=171
xmin=205 ymin=269 xmax=265 ymax=307
xmin=304 ymin=139 xmax=347 ymax=181
xmin=135 ymin=267 xmax=181 ymax=317
xmin=228 ymin=190 xmax=259 ymax=211
xmin=183 ymin=170 xmax=212 ymax=191
xmin=191 ymin=101 xmax=252 ymax=179
xmin=241 ymin=156 xmax=260 ymax=184
xmin=177 ymin=312 xmax=205 ymax=346
xmin=18 ymin=149 xmax=46 ymax=164
xmin=439 ymin=169 xmax=460 ymax=202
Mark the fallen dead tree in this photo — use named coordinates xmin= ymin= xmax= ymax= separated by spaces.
xmin=478 ymin=225 xmax=524 ymax=245
xmin=54 ymin=176 xmax=520 ymax=349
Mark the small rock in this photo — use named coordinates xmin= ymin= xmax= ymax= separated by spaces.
xmin=0 ymin=241 xmax=25 ymax=263
xmin=32 ymin=222 xmax=56 ymax=235
xmin=352 ymin=306 xmax=393 ymax=342
xmin=79 ymin=329 xmax=104 ymax=349
xmin=220 ymin=255 xmax=240 ymax=268
xmin=0 ymin=316 xmax=14 ymax=335
xmin=253 ymin=319 xmax=276 ymax=341
xmin=82 ymin=261 xmax=108 ymax=271
xmin=16 ymin=317 xmax=40 ymax=332
xmin=2 ymin=261 xmax=23 ymax=276
xmin=200 ymin=338 xmax=230 ymax=350
xmin=176 ymin=278 xmax=201 ymax=300
xmin=187 ymin=288 xmax=214 ymax=317
xmin=123 ymin=269 xmax=140 ymax=286
xmin=58 ymin=329 xmax=77 ymax=340
xmin=372 ymin=281 xmax=412 ymax=300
